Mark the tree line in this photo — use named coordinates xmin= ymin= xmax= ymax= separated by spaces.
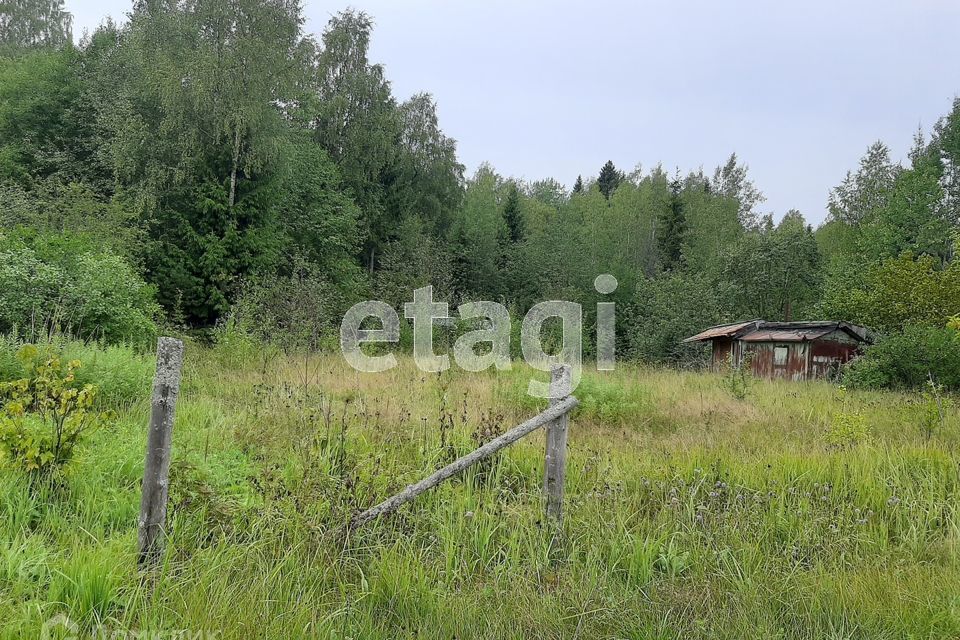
xmin=1 ymin=0 xmax=958 ymax=386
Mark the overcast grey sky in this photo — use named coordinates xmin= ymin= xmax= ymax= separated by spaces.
xmin=67 ymin=0 xmax=960 ymax=224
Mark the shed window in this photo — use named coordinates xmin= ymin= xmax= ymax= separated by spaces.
xmin=773 ymin=345 xmax=789 ymax=366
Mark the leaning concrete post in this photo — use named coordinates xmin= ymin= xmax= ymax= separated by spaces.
xmin=544 ymin=364 xmax=571 ymax=525
xmin=138 ymin=337 xmax=184 ymax=567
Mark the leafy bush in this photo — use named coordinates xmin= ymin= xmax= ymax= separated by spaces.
xmin=229 ymin=259 xmax=354 ymax=352
xmin=825 ymin=387 xmax=871 ymax=448
xmin=722 ymin=352 xmax=753 ymax=400
xmin=0 ymin=346 xmax=114 ymax=476
xmin=0 ymin=338 xmax=153 ymax=409
xmin=821 ymin=253 xmax=960 ymax=334
xmin=844 ymin=326 xmax=960 ymax=391
xmin=0 ymin=233 xmax=159 ymax=345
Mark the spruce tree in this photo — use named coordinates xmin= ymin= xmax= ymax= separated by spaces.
xmin=658 ymin=176 xmax=687 ymax=270
xmin=597 ymin=160 xmax=623 ymax=200
xmin=572 ymin=175 xmax=584 ymax=194
xmin=502 ymin=184 xmax=525 ymax=244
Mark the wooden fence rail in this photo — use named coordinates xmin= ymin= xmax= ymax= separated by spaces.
xmin=350 ymin=365 xmax=577 ymax=531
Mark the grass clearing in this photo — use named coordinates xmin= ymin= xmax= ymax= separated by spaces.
xmin=1 ymin=341 xmax=959 ymax=638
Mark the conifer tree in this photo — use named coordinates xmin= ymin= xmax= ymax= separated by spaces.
xmin=658 ymin=176 xmax=687 ymax=270
xmin=597 ymin=160 xmax=623 ymax=200
xmin=502 ymin=184 xmax=524 ymax=244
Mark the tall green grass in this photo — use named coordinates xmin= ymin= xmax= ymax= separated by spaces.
xmin=1 ymin=343 xmax=958 ymax=638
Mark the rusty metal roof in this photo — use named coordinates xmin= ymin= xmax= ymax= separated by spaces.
xmin=741 ymin=328 xmax=836 ymax=342
xmin=684 ymin=321 xmax=873 ymax=344
xmin=681 ymin=320 xmax=761 ymax=343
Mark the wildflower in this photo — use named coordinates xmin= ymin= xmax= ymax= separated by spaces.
xmin=465 ymin=511 xmax=474 ymax=519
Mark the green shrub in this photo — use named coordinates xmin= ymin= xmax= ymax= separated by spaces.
xmin=825 ymin=387 xmax=871 ymax=448
xmin=0 ymin=232 xmax=159 ymax=345
xmin=844 ymin=326 xmax=960 ymax=391
xmin=0 ymin=338 xmax=152 ymax=409
xmin=0 ymin=346 xmax=114 ymax=477
xmin=230 ymin=259 xmax=353 ymax=352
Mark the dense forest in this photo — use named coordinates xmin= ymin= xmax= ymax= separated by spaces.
xmin=2 ymin=0 xmax=959 ymax=388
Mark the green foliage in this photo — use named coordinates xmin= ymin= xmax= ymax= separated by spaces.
xmin=375 ymin=216 xmax=453 ymax=309
xmin=0 ymin=346 xmax=113 ymax=476
xmin=680 ymin=170 xmax=741 ymax=278
xmin=624 ymin=273 xmax=721 ymax=365
xmin=711 ymin=153 xmax=765 ymax=228
xmin=844 ymin=326 xmax=960 ymax=391
xmin=825 ymin=386 xmax=871 ymax=448
xmin=0 ymin=48 xmax=92 ymax=184
xmin=0 ymin=181 xmax=142 ymax=258
xmin=313 ymin=9 xmax=401 ymax=267
xmin=277 ymin=136 xmax=364 ymax=285
xmin=47 ymin=547 xmax=121 ymax=626
xmin=574 ymin=375 xmax=651 ymax=425
xmin=597 ymin=160 xmax=623 ymax=200
xmin=948 ymin=315 xmax=960 ymax=333
xmin=827 ymin=141 xmax=898 ymax=228
xmin=58 ymin=342 xmax=153 ymax=409
xmin=449 ymin=166 xmax=508 ymax=299
xmin=721 ymin=210 xmax=822 ymax=320
xmin=821 ymin=253 xmax=960 ymax=334
xmin=501 ymin=184 xmax=525 ymax=245
xmin=389 ymin=93 xmax=465 ymax=235
xmin=0 ymin=0 xmax=72 ymax=52
xmin=857 ymin=149 xmax=952 ymax=264
xmin=0 ymin=337 xmax=152 ymax=408
xmin=657 ymin=176 xmax=686 ymax=270
xmin=231 ymin=258 xmax=356 ymax=352
xmin=0 ymin=233 xmax=158 ymax=344
xmin=918 ymin=378 xmax=950 ymax=443
xmin=722 ymin=352 xmax=752 ymax=400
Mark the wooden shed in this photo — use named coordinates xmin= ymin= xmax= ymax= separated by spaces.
xmin=683 ymin=320 xmax=873 ymax=381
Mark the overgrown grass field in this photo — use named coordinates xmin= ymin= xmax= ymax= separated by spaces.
xmin=2 ymin=338 xmax=959 ymax=639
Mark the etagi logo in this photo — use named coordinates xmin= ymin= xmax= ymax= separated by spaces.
xmin=40 ymin=615 xmax=220 ymax=640
xmin=339 ymin=274 xmax=618 ymax=398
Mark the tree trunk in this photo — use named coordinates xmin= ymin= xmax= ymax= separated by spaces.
xmin=229 ymin=126 xmax=241 ymax=209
